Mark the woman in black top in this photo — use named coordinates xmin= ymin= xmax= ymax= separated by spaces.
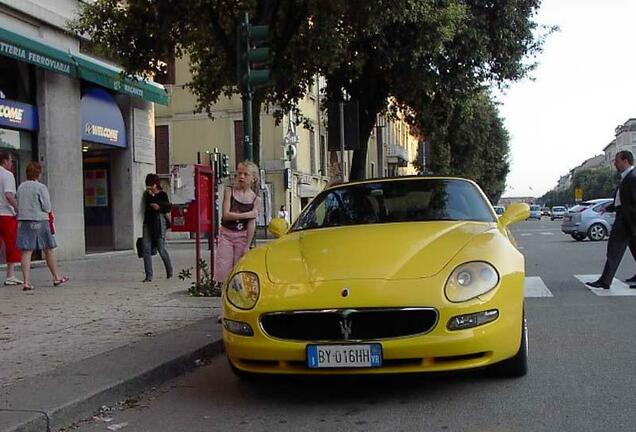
xmin=142 ymin=173 xmax=173 ymax=282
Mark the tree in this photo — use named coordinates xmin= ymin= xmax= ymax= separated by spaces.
xmin=539 ymin=167 xmax=617 ymax=207
xmin=74 ymin=0 xmax=548 ymax=179
xmin=413 ymin=91 xmax=511 ymax=203
xmin=73 ymin=0 xmax=348 ymax=166
xmin=326 ymin=0 xmax=548 ymax=180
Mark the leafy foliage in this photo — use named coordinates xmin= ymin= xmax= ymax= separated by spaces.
xmin=540 ymin=168 xmax=618 ymax=207
xmin=414 ymin=91 xmax=510 ymax=203
xmin=178 ymin=259 xmax=221 ymax=297
xmin=73 ymin=0 xmax=550 ymax=194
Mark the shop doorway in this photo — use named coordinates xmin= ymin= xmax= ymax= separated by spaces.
xmin=82 ymin=149 xmax=113 ymax=253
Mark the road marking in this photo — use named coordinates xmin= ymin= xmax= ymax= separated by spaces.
xmin=524 ymin=277 xmax=554 ymax=297
xmin=574 ymin=274 xmax=636 ymax=296
xmin=540 ymin=232 xmax=555 ymax=236
xmin=520 ymin=233 xmax=532 ymax=237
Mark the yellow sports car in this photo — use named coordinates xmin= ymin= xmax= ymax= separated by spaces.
xmin=222 ymin=176 xmax=530 ymax=377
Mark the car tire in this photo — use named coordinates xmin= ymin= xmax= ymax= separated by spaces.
xmin=571 ymin=233 xmax=586 ymax=241
xmin=587 ymin=223 xmax=607 ymax=241
xmin=488 ymin=312 xmax=528 ymax=378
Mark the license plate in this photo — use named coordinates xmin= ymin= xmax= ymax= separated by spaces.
xmin=306 ymin=344 xmax=382 ymax=368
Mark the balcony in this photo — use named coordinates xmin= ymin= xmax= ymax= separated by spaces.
xmin=386 ymin=144 xmax=409 ymax=167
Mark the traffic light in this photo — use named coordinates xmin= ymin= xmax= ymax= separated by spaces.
xmin=221 ymin=154 xmax=230 ymax=178
xmin=238 ymin=19 xmax=271 ymax=91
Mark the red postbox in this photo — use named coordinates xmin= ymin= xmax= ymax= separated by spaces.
xmin=169 ymin=164 xmax=215 ymax=287
xmin=170 ymin=164 xmax=213 ymax=232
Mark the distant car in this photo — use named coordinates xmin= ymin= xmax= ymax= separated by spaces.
xmin=561 ymin=198 xmax=614 ymax=241
xmin=493 ymin=205 xmax=505 ymax=216
xmin=550 ymin=206 xmax=567 ymax=221
xmin=541 ymin=207 xmax=551 ymax=217
xmin=528 ymin=205 xmax=542 ymax=220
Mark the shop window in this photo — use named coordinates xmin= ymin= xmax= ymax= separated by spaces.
xmin=320 ymin=134 xmax=327 ymax=176
xmin=155 ymin=125 xmax=170 ymax=174
xmin=309 ymin=130 xmax=316 ymax=174
xmin=0 ymin=57 xmax=35 ymax=103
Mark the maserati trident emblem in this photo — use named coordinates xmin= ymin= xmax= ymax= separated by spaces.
xmin=339 ymin=309 xmax=354 ymax=340
xmin=339 ymin=317 xmax=353 ymax=340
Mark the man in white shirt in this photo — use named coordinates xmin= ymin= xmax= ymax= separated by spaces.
xmin=0 ymin=151 xmax=22 ymax=285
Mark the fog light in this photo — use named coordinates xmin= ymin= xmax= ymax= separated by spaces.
xmin=223 ymin=319 xmax=254 ymax=336
xmin=447 ymin=309 xmax=499 ymax=331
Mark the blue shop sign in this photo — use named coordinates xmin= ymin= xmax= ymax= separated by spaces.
xmin=80 ymin=88 xmax=127 ymax=148
xmin=0 ymin=99 xmax=38 ymax=131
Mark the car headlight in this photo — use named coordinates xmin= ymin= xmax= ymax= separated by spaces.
xmin=226 ymin=272 xmax=260 ymax=310
xmin=444 ymin=262 xmax=499 ymax=302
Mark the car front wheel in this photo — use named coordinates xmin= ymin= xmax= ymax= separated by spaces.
xmin=572 ymin=232 xmax=586 ymax=241
xmin=587 ymin=223 xmax=607 ymax=241
xmin=488 ymin=312 xmax=528 ymax=378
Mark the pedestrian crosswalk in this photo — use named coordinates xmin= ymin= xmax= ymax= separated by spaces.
xmin=523 ymin=275 xmax=636 ymax=297
xmin=518 ymin=231 xmax=558 ymax=237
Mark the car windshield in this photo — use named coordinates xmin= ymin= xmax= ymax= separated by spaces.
xmin=291 ymin=179 xmax=496 ymax=232
xmin=530 ymin=205 xmax=540 ymax=211
xmin=552 ymin=207 xmax=566 ymax=212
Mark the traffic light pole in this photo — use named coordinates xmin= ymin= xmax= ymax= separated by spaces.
xmin=242 ymin=89 xmax=253 ymax=162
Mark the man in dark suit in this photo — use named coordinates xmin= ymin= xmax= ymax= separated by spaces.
xmin=587 ymin=150 xmax=636 ymax=289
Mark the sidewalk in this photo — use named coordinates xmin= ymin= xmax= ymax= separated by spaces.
xmin=0 ymin=243 xmax=229 ymax=432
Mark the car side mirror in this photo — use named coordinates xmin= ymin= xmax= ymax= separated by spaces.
xmin=268 ymin=217 xmax=289 ymax=238
xmin=499 ymin=203 xmax=530 ymax=227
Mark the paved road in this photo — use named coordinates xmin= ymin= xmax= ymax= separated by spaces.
xmin=70 ymin=220 xmax=636 ymax=432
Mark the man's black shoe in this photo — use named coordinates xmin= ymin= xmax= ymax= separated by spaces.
xmin=586 ymin=280 xmax=610 ymax=289
xmin=626 ymin=275 xmax=636 ymax=283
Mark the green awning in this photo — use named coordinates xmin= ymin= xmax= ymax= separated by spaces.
xmin=0 ymin=27 xmax=168 ymax=105
xmin=0 ymin=27 xmax=76 ymax=77
xmin=72 ymin=53 xmax=169 ymax=105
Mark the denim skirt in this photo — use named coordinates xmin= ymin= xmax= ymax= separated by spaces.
xmin=17 ymin=220 xmax=57 ymax=251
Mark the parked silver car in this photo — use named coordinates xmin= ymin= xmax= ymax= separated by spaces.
xmin=561 ymin=198 xmax=614 ymax=241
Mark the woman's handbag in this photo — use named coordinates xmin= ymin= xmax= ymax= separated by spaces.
xmin=136 ymin=237 xmax=144 ymax=258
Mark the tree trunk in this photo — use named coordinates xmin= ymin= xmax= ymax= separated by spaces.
xmin=349 ymin=83 xmax=387 ymax=181
xmin=349 ymin=104 xmax=378 ymax=181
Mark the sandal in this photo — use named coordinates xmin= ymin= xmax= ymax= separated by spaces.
xmin=53 ymin=276 xmax=69 ymax=286
xmin=22 ymin=283 xmax=34 ymax=291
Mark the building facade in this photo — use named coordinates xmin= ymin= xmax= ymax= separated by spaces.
xmin=0 ymin=0 xmax=167 ymax=260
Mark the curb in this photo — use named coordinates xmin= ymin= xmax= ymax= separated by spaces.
xmin=0 ymin=319 xmax=225 ymax=432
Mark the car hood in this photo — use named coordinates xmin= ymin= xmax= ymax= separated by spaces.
xmin=265 ymin=222 xmax=493 ymax=283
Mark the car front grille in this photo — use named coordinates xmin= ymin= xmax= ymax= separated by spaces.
xmin=259 ymin=308 xmax=438 ymax=342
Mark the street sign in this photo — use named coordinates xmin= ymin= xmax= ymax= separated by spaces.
xmin=284 ymin=168 xmax=292 ymax=190
xmin=575 ymin=187 xmax=583 ymax=202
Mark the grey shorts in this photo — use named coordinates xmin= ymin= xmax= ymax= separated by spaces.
xmin=17 ymin=221 xmax=57 ymax=251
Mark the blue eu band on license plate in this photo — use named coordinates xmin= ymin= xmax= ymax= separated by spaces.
xmin=306 ymin=344 xmax=383 ymax=368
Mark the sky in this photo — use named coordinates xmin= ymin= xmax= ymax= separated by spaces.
xmin=497 ymin=0 xmax=636 ymax=198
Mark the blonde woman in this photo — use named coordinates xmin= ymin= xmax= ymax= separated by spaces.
xmin=214 ymin=161 xmax=261 ymax=287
